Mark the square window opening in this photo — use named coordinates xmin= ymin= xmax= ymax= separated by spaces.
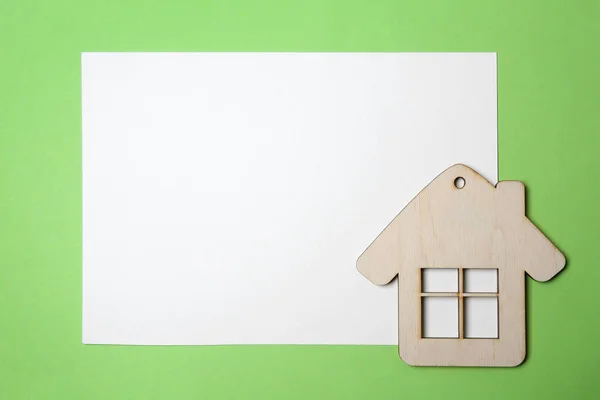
xmin=464 ymin=268 xmax=498 ymax=293
xmin=422 ymin=297 xmax=459 ymax=338
xmin=421 ymin=268 xmax=458 ymax=293
xmin=464 ymin=297 xmax=498 ymax=339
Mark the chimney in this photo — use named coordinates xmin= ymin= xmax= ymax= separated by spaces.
xmin=495 ymin=181 xmax=525 ymax=216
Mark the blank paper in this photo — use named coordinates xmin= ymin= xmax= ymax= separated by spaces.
xmin=82 ymin=52 xmax=497 ymax=345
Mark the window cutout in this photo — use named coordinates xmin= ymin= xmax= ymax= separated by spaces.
xmin=454 ymin=176 xmax=466 ymax=189
xmin=422 ymin=268 xmax=458 ymax=293
xmin=464 ymin=269 xmax=498 ymax=293
xmin=422 ymin=297 xmax=459 ymax=338
xmin=464 ymin=297 xmax=498 ymax=338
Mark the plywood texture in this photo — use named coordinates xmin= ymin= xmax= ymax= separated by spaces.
xmin=357 ymin=164 xmax=565 ymax=367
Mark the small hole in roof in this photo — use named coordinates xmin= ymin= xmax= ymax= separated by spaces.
xmin=454 ymin=177 xmax=466 ymax=189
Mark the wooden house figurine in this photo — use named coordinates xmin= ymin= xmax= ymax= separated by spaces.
xmin=357 ymin=164 xmax=565 ymax=367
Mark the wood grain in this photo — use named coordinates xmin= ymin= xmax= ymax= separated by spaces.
xmin=357 ymin=164 xmax=565 ymax=367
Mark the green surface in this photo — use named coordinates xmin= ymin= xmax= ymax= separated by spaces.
xmin=1 ymin=0 xmax=599 ymax=398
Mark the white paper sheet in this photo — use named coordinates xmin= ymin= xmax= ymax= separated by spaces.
xmin=82 ymin=52 xmax=497 ymax=345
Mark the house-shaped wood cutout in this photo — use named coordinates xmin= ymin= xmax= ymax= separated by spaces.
xmin=357 ymin=164 xmax=565 ymax=367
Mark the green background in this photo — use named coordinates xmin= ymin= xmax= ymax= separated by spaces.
xmin=1 ymin=0 xmax=599 ymax=398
